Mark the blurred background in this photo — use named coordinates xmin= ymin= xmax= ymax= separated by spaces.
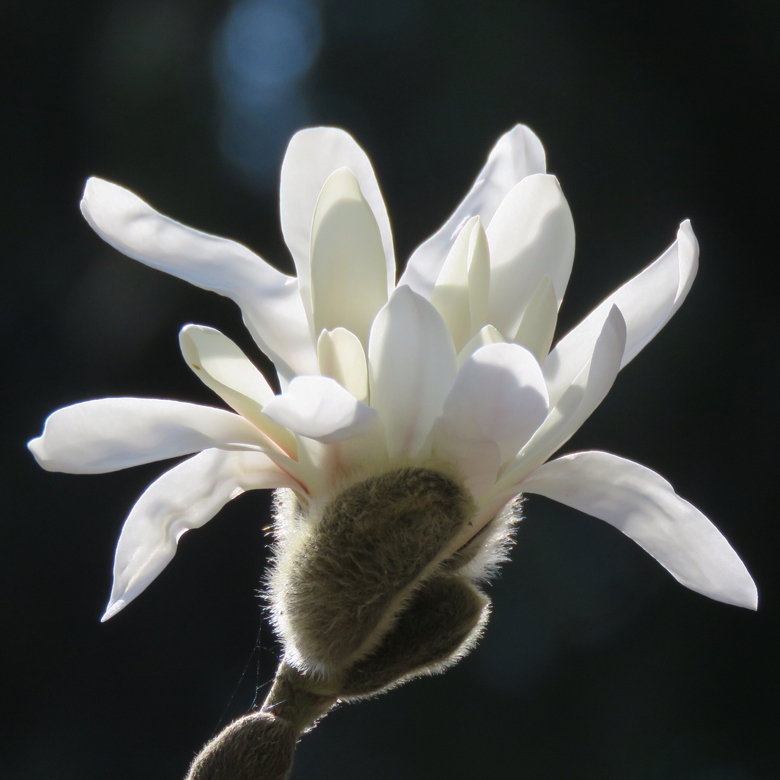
xmin=2 ymin=1 xmax=778 ymax=778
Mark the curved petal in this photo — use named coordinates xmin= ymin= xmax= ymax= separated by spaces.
xmin=486 ymin=174 xmax=575 ymax=337
xmin=438 ymin=342 xmax=549 ymax=463
xmin=179 ymin=325 xmax=275 ymax=405
xmin=310 ymin=168 xmax=389 ymax=346
xmin=80 ymin=178 xmax=317 ymax=382
xmin=432 ymin=427 xmax=502 ymax=499
xmin=430 ymin=216 xmax=491 ymax=352
xmin=401 ymin=124 xmax=546 ymax=298
xmin=521 ymin=451 xmax=757 ymax=610
xmin=262 ymin=376 xmax=379 ymax=444
xmin=280 ymin=127 xmax=395 ymax=327
xmin=368 ymin=286 xmax=457 ymax=458
xmin=512 ymin=274 xmax=558 ymax=363
xmin=28 ymin=398 xmax=268 ymax=474
xmin=102 ymin=449 xmax=299 ymax=620
xmin=317 ymin=327 xmax=369 ymax=404
xmin=495 ymin=305 xmax=626 ymax=492
xmin=457 ymin=324 xmax=505 ymax=368
xmin=544 ymin=220 xmax=698 ymax=408
xmin=429 ymin=217 xmax=475 ymax=351
xmin=179 ymin=325 xmax=298 ymax=457
xmin=468 ymin=218 xmax=491 ymax=334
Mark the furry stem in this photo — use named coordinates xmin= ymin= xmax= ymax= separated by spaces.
xmin=261 ymin=661 xmax=339 ymax=734
xmin=185 ymin=662 xmax=337 ymax=780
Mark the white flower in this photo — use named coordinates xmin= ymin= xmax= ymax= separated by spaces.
xmin=29 ymin=124 xmax=756 ymax=658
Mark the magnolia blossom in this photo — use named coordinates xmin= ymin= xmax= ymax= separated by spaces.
xmin=30 ymin=126 xmax=755 ymax=682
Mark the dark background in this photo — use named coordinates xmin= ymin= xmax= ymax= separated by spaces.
xmin=2 ymin=1 xmax=778 ymax=778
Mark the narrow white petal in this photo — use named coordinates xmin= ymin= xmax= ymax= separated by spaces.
xmin=262 ymin=376 xmax=379 ymax=444
xmin=28 ymin=398 xmax=267 ymax=474
xmin=429 ymin=216 xmax=492 ymax=353
xmin=80 ymin=178 xmax=317 ymax=382
xmin=368 ymin=286 xmax=457 ymax=458
xmin=496 ymin=305 xmax=626 ymax=492
xmin=179 ymin=325 xmax=298 ymax=457
xmin=310 ymin=168 xmax=389 ymax=346
xmin=102 ymin=449 xmax=299 ymax=620
xmin=439 ymin=342 xmax=549 ymax=463
xmin=521 ymin=451 xmax=757 ymax=610
xmin=401 ymin=125 xmax=546 ymax=298
xmin=513 ymin=275 xmax=558 ymax=363
xmin=486 ymin=174 xmax=575 ymax=337
xmin=180 ymin=324 xmax=275 ymax=405
xmin=280 ymin=128 xmax=395 ymax=327
xmin=317 ymin=327 xmax=369 ymax=404
xmin=468 ymin=220 xmax=491 ymax=335
xmin=456 ymin=324 xmax=505 ymax=368
xmin=671 ymin=220 xmax=699 ymax=314
xmin=430 ymin=217 xmax=474 ymax=351
xmin=544 ymin=220 xmax=698 ymax=408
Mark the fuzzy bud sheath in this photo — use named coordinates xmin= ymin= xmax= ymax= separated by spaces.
xmin=187 ymin=466 xmax=516 ymax=779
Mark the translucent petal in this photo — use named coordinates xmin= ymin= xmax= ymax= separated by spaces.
xmin=430 ymin=217 xmax=473 ymax=351
xmin=521 ymin=451 xmax=757 ymax=610
xmin=27 ymin=398 xmax=270 ymax=474
xmin=280 ymin=128 xmax=395 ymax=328
xmin=179 ymin=325 xmax=298 ymax=457
xmin=310 ymin=168 xmax=389 ymax=346
xmin=262 ymin=376 xmax=379 ymax=444
xmin=456 ymin=324 xmax=505 ymax=368
xmin=486 ymin=174 xmax=575 ymax=338
xmin=80 ymin=178 xmax=317 ymax=382
xmin=368 ymin=286 xmax=457 ymax=458
xmin=432 ymin=426 xmax=502 ymax=499
xmin=496 ymin=305 xmax=627 ymax=492
xmin=512 ymin=275 xmax=558 ymax=363
xmin=438 ymin=342 xmax=549 ymax=463
xmin=401 ymin=125 xmax=546 ymax=298
xmin=544 ymin=221 xmax=698 ymax=408
xmin=468 ymin=220 xmax=491 ymax=335
xmin=102 ymin=449 xmax=300 ymax=620
xmin=317 ymin=327 xmax=369 ymax=404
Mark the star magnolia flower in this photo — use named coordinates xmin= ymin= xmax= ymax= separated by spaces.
xmin=29 ymin=125 xmax=755 ymax=700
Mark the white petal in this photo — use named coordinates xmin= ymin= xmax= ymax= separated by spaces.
xmin=368 ymin=286 xmax=457 ymax=458
xmin=512 ymin=275 xmax=558 ymax=363
xmin=457 ymin=324 xmax=505 ymax=368
xmin=429 ymin=216 xmax=492 ymax=352
xmin=432 ymin=426 xmax=502 ymax=499
xmin=280 ymin=127 xmax=395 ymax=328
xmin=521 ymin=451 xmax=757 ymax=610
xmin=496 ymin=305 xmax=626 ymax=492
xmin=28 ymin=398 xmax=267 ymax=474
xmin=262 ymin=376 xmax=379 ymax=444
xmin=317 ymin=327 xmax=369 ymax=404
xmin=80 ymin=178 xmax=317 ymax=382
xmin=430 ymin=217 xmax=474 ymax=351
xmin=544 ymin=220 xmax=698 ymax=408
xmin=468 ymin=220 xmax=491 ymax=335
xmin=179 ymin=325 xmax=298 ymax=457
xmin=486 ymin=174 xmax=575 ymax=337
xmin=401 ymin=125 xmax=546 ymax=298
xmin=179 ymin=324 xmax=275 ymax=405
xmin=102 ymin=449 xmax=299 ymax=620
xmin=309 ymin=168 xmax=389 ymax=346
xmin=439 ymin=342 xmax=549 ymax=462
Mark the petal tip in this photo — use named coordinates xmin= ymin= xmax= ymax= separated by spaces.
xmin=27 ymin=436 xmax=50 ymax=469
xmin=101 ymin=598 xmax=126 ymax=622
xmin=735 ymin=580 xmax=759 ymax=611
